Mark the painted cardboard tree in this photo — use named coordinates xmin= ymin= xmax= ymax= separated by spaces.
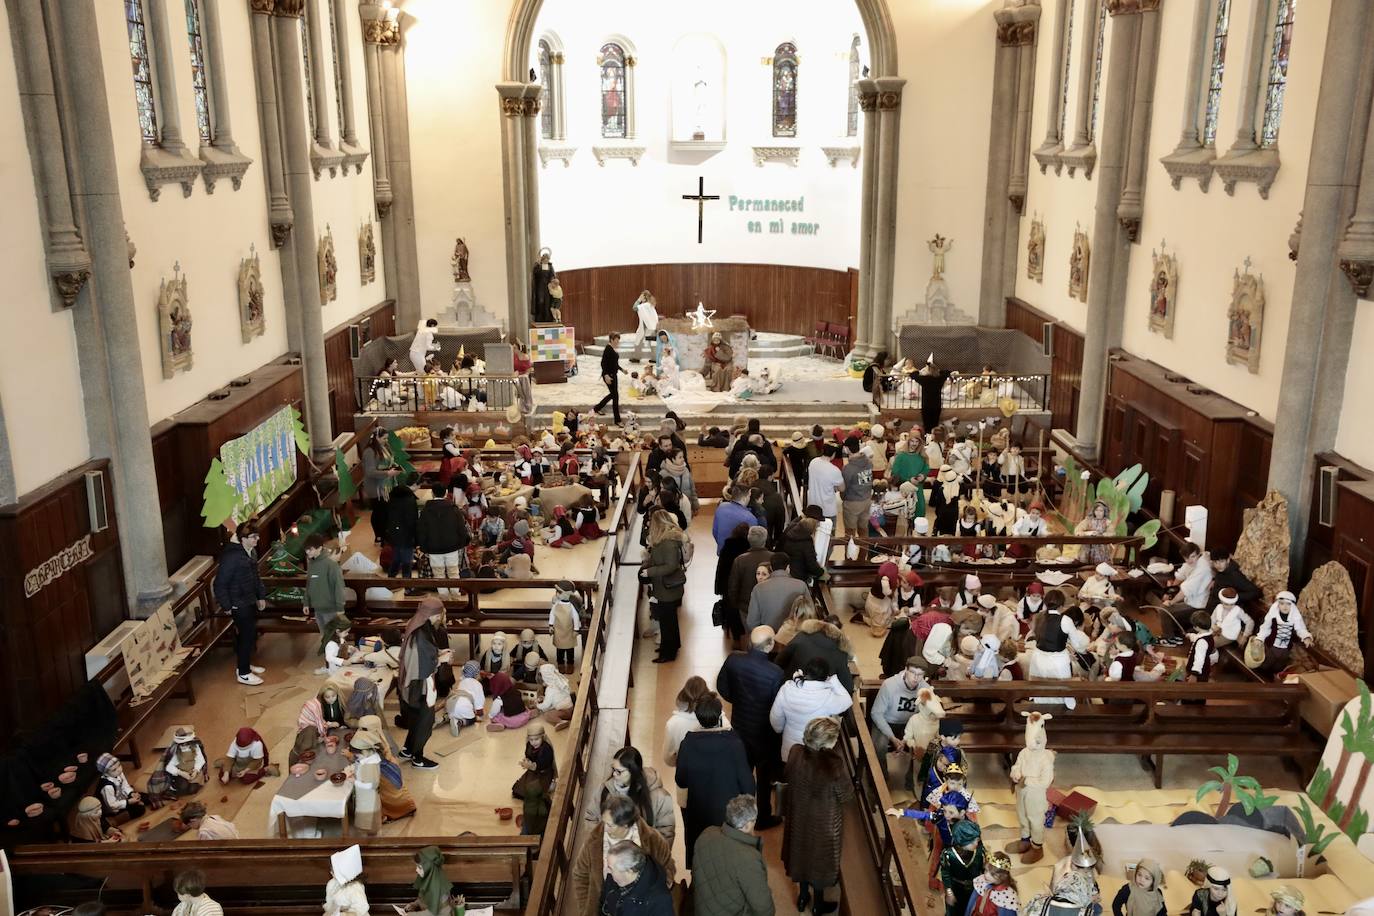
xmin=201 ymin=458 xmax=239 ymax=528
xmin=1050 ymin=461 xmax=1160 ymax=556
xmin=1308 ymin=679 xmax=1374 ymax=842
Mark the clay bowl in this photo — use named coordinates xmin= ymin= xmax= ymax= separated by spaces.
xmin=495 ymin=807 xmax=514 ymax=821
xmin=45 ymin=787 xmax=61 ymax=799
xmin=314 ymin=768 xmax=329 ymax=782
xmin=76 ymin=752 xmax=89 ymax=764
xmin=290 ymin=763 xmax=309 ymax=777
xmin=138 ymin=821 xmax=152 ymax=832
xmin=329 ymin=772 xmax=348 ymax=785
xmin=24 ymin=803 xmax=43 ymax=818
xmin=57 ymin=773 xmax=76 ymax=785
xmin=299 ymin=750 xmax=317 ymax=763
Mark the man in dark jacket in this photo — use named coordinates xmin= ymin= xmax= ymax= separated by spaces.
xmin=213 ymin=521 xmax=267 ymax=686
xmin=755 ymin=476 xmax=786 ymax=548
xmin=692 ymin=795 xmax=775 ymax=916
xmin=417 ymin=485 xmax=469 ymax=591
xmin=384 ymin=481 xmax=419 ymax=577
xmin=716 ymin=627 xmax=786 ymax=828
xmin=674 ymin=694 xmax=755 ymax=868
xmin=593 ymin=332 xmax=626 ymax=425
xmin=600 ymin=842 xmax=675 ymax=916
xmin=776 ymin=619 xmax=855 ymax=692
xmin=1207 ymin=547 xmax=1261 ymax=609
xmin=727 ymin=527 xmax=774 ymax=636
xmin=781 ymin=509 xmax=826 ymax=585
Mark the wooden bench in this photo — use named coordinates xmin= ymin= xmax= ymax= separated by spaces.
xmin=858 ymin=679 xmax=1319 ymax=788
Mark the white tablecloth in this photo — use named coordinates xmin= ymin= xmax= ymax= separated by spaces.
xmin=268 ymin=761 xmax=355 ymax=838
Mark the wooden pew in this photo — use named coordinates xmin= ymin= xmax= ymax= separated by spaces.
xmin=857 ymin=678 xmax=1319 ymax=787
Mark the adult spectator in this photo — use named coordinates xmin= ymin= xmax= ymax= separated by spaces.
xmin=805 ymin=446 xmax=844 ymax=523
xmin=674 ymin=694 xmax=755 ymax=868
xmin=643 ymin=510 xmax=689 ymax=664
xmin=713 ymin=483 xmax=760 ymax=551
xmin=600 ymin=842 xmax=675 ymax=916
xmin=769 ymin=657 xmax=854 ymax=762
xmin=782 ymin=431 xmax=816 ymax=489
xmin=869 ymin=658 xmax=929 ymax=778
xmin=598 ymin=746 xmax=676 ymax=843
xmin=746 ymin=554 xmax=808 ymax=632
xmin=593 ymin=332 xmax=627 ymax=425
xmin=417 ymin=485 xmax=469 ymax=596
xmin=755 ymin=472 xmax=787 ymax=547
xmin=171 ymin=869 xmax=223 ymax=916
xmin=692 ymin=795 xmax=775 ymax=916
xmin=384 ymin=477 xmax=420 ymax=578
xmin=213 ymin=520 xmax=267 ymax=686
xmin=717 ymin=626 xmax=787 ymax=829
xmin=727 ymin=527 xmax=775 ymax=644
xmin=397 ymin=597 xmax=445 ymax=769
xmin=644 ymin=435 xmax=678 ymax=481
xmin=776 ymin=613 xmax=856 ymax=693
xmin=781 ymin=508 xmax=827 ymax=585
xmin=782 ymin=717 xmax=854 ymax=916
xmin=699 ymin=425 xmax=730 ymax=447
xmin=714 ymin=521 xmax=753 ymax=640
xmin=839 ymin=436 xmax=874 ymax=537
xmin=572 ymin=795 xmax=675 ymax=916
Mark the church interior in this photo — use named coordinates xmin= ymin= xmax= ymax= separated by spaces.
xmin=4 ymin=0 xmax=1374 ymax=914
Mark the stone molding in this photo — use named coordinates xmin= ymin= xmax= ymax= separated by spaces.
xmin=537 ymin=145 xmax=577 ymax=168
xmin=1339 ymin=259 xmax=1374 ymax=298
xmin=54 ymin=270 xmax=92 ymax=308
xmin=250 ymin=0 xmax=274 ymax=13
xmin=1032 ymin=142 xmax=1064 ymax=175
xmin=141 ymin=144 xmax=204 ymax=200
xmin=521 ymin=97 xmax=542 ymax=117
xmin=1213 ymin=147 xmax=1280 ymax=199
xmin=339 ymin=142 xmax=370 ymax=175
xmin=591 ymin=145 xmax=646 ymax=166
xmin=1058 ymin=143 xmax=1098 ymax=179
xmin=311 ymin=142 xmax=347 ymax=179
xmin=1105 ymin=0 xmax=1160 ymax=13
xmin=1159 ymin=145 xmax=1216 ymax=191
xmin=752 ymin=145 xmax=800 ymax=167
xmin=199 ymin=143 xmax=254 ymax=193
xmin=876 ymin=90 xmax=903 ymax=111
xmin=821 ymin=146 xmax=861 ymax=168
xmin=997 ymin=21 xmax=1037 ymax=46
xmin=361 ymin=17 xmax=399 ymax=45
xmin=272 ymin=0 xmax=304 ymax=17
xmin=858 ymin=91 xmax=878 ymax=112
xmin=501 ymin=97 xmax=525 ymax=117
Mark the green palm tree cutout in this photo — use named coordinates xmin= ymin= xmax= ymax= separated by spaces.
xmin=1320 ymin=680 xmax=1373 ymax=812
xmin=1196 ymin=754 xmax=1276 ymax=818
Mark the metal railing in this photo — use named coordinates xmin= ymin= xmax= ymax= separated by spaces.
xmin=876 ymin=372 xmax=1049 ymax=414
xmin=357 ymin=372 xmax=520 ymax=414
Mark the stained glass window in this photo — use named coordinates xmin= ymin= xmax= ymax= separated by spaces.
xmin=538 ymin=40 xmax=554 ymax=140
xmin=300 ymin=13 xmax=316 ymax=136
xmin=1087 ymin=1 xmax=1107 ymax=142
xmin=1201 ymin=0 xmax=1232 ymax=146
xmin=184 ymin=0 xmax=211 ymax=143
xmin=1259 ymin=0 xmax=1296 ymax=148
xmin=1058 ymin=0 xmax=1075 ymax=140
xmin=599 ymin=43 xmax=626 ymax=139
xmin=327 ymin=0 xmax=345 ymax=135
xmin=846 ymin=36 xmax=860 ymax=138
xmin=772 ymin=42 xmax=798 ymax=139
xmin=125 ymin=0 xmax=159 ymax=144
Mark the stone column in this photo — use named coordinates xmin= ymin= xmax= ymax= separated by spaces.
xmin=552 ymin=52 xmax=566 ymax=139
xmin=1227 ymin=0 xmax=1272 ymax=152
xmin=1072 ymin=7 xmax=1140 ymax=457
xmin=1065 ymin=0 xmax=1100 ymax=153
xmin=1006 ymin=11 xmax=1039 ymax=214
xmin=1033 ymin=0 xmax=1070 ymax=164
xmin=49 ymin=0 xmax=171 ymax=609
xmin=1173 ymin=0 xmax=1209 ymax=151
xmin=305 ymin=0 xmax=335 ymax=150
xmin=200 ymin=0 xmax=241 ymax=152
xmin=358 ymin=4 xmax=392 ymax=216
xmin=498 ymin=82 xmax=530 ymax=334
xmin=522 ymin=86 xmax=543 ymax=264
xmin=1268 ymin=0 xmax=1374 ymax=562
xmin=272 ymin=4 xmax=334 ymax=457
xmin=249 ymin=1 xmax=293 ymax=251
xmin=1337 ymin=93 xmax=1374 ymax=296
xmin=145 ymin=0 xmax=188 ymax=154
xmin=1115 ymin=3 xmax=1162 ymax=243
xmin=853 ymin=80 xmax=879 ymax=357
xmin=6 ymin=0 xmax=92 ymax=307
xmin=331 ymin=0 xmax=362 ymax=150
xmin=380 ymin=36 xmax=421 ymax=326
xmin=624 ymin=55 xmax=637 ymax=139
xmin=978 ymin=9 xmax=1023 ymax=326
xmin=870 ymin=77 xmax=905 ymax=354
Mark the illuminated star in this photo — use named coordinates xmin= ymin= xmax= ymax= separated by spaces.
xmin=689 ymin=302 xmax=716 ymax=329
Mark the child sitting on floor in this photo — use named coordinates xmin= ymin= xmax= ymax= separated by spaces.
xmin=729 ymin=369 xmax=755 ymax=400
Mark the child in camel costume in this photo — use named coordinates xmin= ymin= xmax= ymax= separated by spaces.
xmin=1006 ymin=711 xmax=1054 ymax=864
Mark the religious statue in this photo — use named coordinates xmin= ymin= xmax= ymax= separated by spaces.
xmin=238 ymin=246 xmax=265 ymax=343
xmin=1068 ymin=226 xmax=1090 ymax=303
xmin=530 ymin=247 xmax=556 ymax=324
xmin=318 ymin=226 xmax=338 ymax=306
xmin=928 ymin=234 xmax=953 ymax=281
xmin=704 ymin=331 xmax=737 ymax=392
xmin=692 ymin=65 xmax=709 ymax=140
xmin=452 ymin=237 xmax=470 ymax=283
xmin=1226 ymin=258 xmax=1265 ymax=374
xmin=1026 ymin=216 xmax=1045 ymax=282
xmin=158 ymin=263 xmax=193 ymax=379
xmin=358 ymin=222 xmax=376 ymax=285
xmin=1148 ymin=242 xmax=1178 ymax=339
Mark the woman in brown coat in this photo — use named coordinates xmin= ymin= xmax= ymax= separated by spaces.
xmin=570 ymin=794 xmax=676 ymax=916
xmin=783 ymin=716 xmax=854 ymax=915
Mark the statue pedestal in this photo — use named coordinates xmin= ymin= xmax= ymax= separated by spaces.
xmin=440 ymin=281 xmax=504 ymax=332
xmin=895 ymin=276 xmax=974 ymax=328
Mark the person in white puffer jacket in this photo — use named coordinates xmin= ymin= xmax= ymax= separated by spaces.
xmin=768 ymin=657 xmax=853 ymax=762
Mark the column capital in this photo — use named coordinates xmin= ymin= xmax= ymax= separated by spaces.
xmin=359 ymin=2 xmax=400 ymax=43
xmin=249 ymin=0 xmax=275 ymax=13
xmin=1106 ymin=0 xmax=1161 ymax=15
xmin=271 ymin=0 xmax=304 ymax=17
xmin=874 ymin=76 xmax=906 ymax=110
xmin=996 ymin=20 xmax=1037 ymax=45
xmin=1340 ymin=260 xmax=1374 ymax=298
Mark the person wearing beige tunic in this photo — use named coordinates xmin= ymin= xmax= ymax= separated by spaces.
xmin=704 ymin=334 xmax=737 ymax=392
xmin=1006 ymin=711 xmax=1055 ymax=865
xmin=350 ymin=732 xmax=382 ymax=835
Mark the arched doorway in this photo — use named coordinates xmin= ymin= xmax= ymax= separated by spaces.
xmin=496 ymin=0 xmax=903 ymax=357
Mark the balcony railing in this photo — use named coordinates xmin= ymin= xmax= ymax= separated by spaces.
xmin=356 ymin=372 xmax=520 ymax=414
xmin=876 ymin=371 xmax=1049 ymax=414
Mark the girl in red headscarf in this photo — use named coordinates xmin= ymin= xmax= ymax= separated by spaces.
xmin=216 ymin=727 xmax=269 ymax=784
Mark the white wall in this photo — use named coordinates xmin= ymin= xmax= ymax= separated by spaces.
xmin=532 ymin=0 xmax=864 ymax=273
xmin=1336 ymin=302 xmax=1374 ymax=470
xmin=1015 ymin=0 xmax=1328 ymax=422
xmin=0 ymin=2 xmax=92 ymax=498
xmin=97 ymin=0 xmax=384 ymax=423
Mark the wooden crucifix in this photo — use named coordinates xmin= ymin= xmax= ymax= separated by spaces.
xmin=681 ymin=176 xmax=720 ymax=244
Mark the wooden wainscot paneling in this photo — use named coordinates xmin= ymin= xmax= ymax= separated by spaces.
xmin=1305 ymin=453 xmax=1374 ymax=679
xmin=1102 ymin=350 xmax=1271 ymax=549
xmin=1005 ymin=298 xmax=1084 ymax=435
xmin=325 ymin=300 xmax=396 ymax=439
xmin=556 ymin=263 xmax=856 ymax=343
xmin=153 ymin=362 xmax=307 ymax=570
xmin=0 ymin=459 xmax=125 ymax=735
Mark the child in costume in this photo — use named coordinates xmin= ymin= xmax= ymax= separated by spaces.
xmin=1189 ymin=866 xmax=1237 ymax=916
xmin=1007 ymin=711 xmax=1054 ymax=864
xmin=918 ymin=718 xmax=969 ymax=799
xmin=940 ymin=820 xmax=986 ymax=916
xmin=967 ymin=851 xmax=1019 ymax=916
xmin=548 ymin=580 xmax=584 ymax=668
xmin=1110 ymin=859 xmax=1166 ymax=916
